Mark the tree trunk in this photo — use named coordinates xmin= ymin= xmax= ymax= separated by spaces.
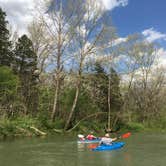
xmin=107 ymin=76 xmax=111 ymax=130
xmin=51 ymin=77 xmax=60 ymax=122
xmin=64 ymin=59 xmax=83 ymax=131
xmin=51 ymin=16 xmax=62 ymax=122
xmin=64 ymin=84 xmax=80 ymax=130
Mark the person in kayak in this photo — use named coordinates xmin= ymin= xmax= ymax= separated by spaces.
xmin=78 ymin=134 xmax=85 ymax=141
xmin=86 ymin=131 xmax=97 ymax=140
xmin=99 ymin=133 xmax=117 ymax=145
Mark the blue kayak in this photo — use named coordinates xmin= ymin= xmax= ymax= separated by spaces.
xmin=92 ymin=142 xmax=125 ymax=151
xmin=77 ymin=138 xmax=101 ymax=144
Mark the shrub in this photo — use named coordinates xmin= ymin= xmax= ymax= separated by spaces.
xmin=125 ymin=122 xmax=145 ymax=132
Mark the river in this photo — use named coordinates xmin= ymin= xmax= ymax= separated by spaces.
xmin=0 ymin=133 xmax=165 ymax=166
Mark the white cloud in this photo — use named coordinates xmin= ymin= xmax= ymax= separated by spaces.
xmin=0 ymin=0 xmax=129 ymax=36
xmin=101 ymin=0 xmax=128 ymax=10
xmin=112 ymin=37 xmax=127 ymax=46
xmin=156 ymin=48 xmax=166 ymax=67
xmin=142 ymin=28 xmax=166 ymax=42
xmin=0 ymin=0 xmax=36 ymax=35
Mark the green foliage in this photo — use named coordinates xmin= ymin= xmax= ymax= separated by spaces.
xmin=76 ymin=90 xmax=100 ymax=117
xmin=13 ymin=116 xmax=37 ymax=128
xmin=37 ymin=112 xmax=53 ymax=129
xmin=60 ymin=87 xmax=100 ymax=124
xmin=14 ymin=35 xmax=37 ymax=74
xmin=60 ymin=88 xmax=76 ymax=113
xmin=159 ymin=117 xmax=166 ymax=129
xmin=89 ymin=62 xmax=108 ymax=112
xmin=13 ymin=35 xmax=39 ymax=114
xmin=0 ymin=66 xmax=18 ymax=93
xmin=109 ymin=68 xmax=123 ymax=112
xmin=0 ymin=66 xmax=19 ymax=117
xmin=0 ymin=8 xmax=165 ymax=137
xmin=124 ymin=122 xmax=145 ymax=132
xmin=53 ymin=119 xmax=65 ymax=129
xmin=0 ymin=117 xmax=37 ymax=137
xmin=38 ymin=86 xmax=54 ymax=113
xmin=0 ymin=8 xmax=12 ymax=66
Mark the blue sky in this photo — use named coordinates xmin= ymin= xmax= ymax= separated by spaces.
xmin=0 ymin=0 xmax=166 ymax=68
xmin=111 ymin=0 xmax=166 ymax=47
xmin=0 ymin=0 xmax=165 ymax=44
xmin=112 ymin=0 xmax=166 ymax=35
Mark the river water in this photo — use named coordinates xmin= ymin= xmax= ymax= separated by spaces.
xmin=0 ymin=133 xmax=165 ymax=166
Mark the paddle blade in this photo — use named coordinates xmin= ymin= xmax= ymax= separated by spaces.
xmin=121 ymin=132 xmax=131 ymax=139
xmin=78 ymin=134 xmax=84 ymax=138
xmin=87 ymin=143 xmax=98 ymax=149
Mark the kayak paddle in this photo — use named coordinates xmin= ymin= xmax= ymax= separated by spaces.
xmin=120 ymin=132 xmax=131 ymax=139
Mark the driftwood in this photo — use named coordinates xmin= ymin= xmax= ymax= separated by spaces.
xmin=66 ymin=112 xmax=106 ymax=132
xmin=53 ymin=129 xmax=63 ymax=133
xmin=30 ymin=126 xmax=47 ymax=136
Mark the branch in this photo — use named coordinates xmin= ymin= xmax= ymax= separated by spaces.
xmin=66 ymin=112 xmax=106 ymax=132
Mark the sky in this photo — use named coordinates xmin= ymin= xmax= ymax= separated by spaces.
xmin=0 ymin=0 xmax=166 ymax=67
xmin=0 ymin=0 xmax=166 ymax=44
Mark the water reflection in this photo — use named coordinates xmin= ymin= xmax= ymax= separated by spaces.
xmin=124 ymin=153 xmax=132 ymax=166
xmin=77 ymin=143 xmax=86 ymax=151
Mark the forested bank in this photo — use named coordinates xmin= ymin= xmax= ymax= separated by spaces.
xmin=0 ymin=1 xmax=166 ymax=138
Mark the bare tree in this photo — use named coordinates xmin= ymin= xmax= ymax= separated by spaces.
xmin=121 ymin=36 xmax=166 ymax=123
xmin=64 ymin=0 xmax=116 ymax=130
xmin=35 ymin=0 xmax=88 ymax=122
xmin=28 ymin=19 xmax=53 ymax=75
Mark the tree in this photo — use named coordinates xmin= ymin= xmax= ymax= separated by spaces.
xmin=64 ymin=0 xmax=114 ymax=130
xmin=14 ymin=35 xmax=38 ymax=114
xmin=130 ymin=43 xmax=164 ymax=123
xmin=0 ymin=8 xmax=12 ymax=66
xmin=121 ymin=36 xmax=166 ymax=124
xmin=38 ymin=0 xmax=84 ymax=122
xmin=89 ymin=62 xmax=108 ymax=112
xmin=109 ymin=68 xmax=122 ymax=112
xmin=28 ymin=19 xmax=53 ymax=75
xmin=0 ymin=66 xmax=19 ymax=117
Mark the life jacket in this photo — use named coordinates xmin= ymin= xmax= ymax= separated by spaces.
xmin=86 ymin=134 xmax=95 ymax=140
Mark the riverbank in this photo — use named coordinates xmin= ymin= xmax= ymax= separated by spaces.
xmin=0 ymin=116 xmax=166 ymax=140
xmin=0 ymin=117 xmax=46 ymax=139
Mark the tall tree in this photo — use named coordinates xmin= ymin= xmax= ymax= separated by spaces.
xmin=28 ymin=19 xmax=53 ymax=75
xmin=90 ymin=62 xmax=108 ymax=112
xmin=64 ymin=0 xmax=114 ymax=130
xmin=40 ymin=0 xmax=84 ymax=121
xmin=121 ymin=36 xmax=165 ymax=123
xmin=109 ymin=68 xmax=122 ymax=112
xmin=0 ymin=8 xmax=12 ymax=66
xmin=14 ymin=35 xmax=38 ymax=114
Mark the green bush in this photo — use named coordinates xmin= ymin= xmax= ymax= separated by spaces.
xmin=13 ymin=116 xmax=37 ymax=128
xmin=38 ymin=86 xmax=54 ymax=113
xmin=0 ymin=119 xmax=16 ymax=136
xmin=125 ymin=122 xmax=145 ymax=132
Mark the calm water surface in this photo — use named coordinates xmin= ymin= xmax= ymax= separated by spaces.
xmin=0 ymin=133 xmax=166 ymax=166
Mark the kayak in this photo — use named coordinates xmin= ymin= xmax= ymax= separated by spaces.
xmin=77 ymin=138 xmax=101 ymax=144
xmin=92 ymin=142 xmax=125 ymax=151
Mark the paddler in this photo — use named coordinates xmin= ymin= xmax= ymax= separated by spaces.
xmin=86 ymin=131 xmax=97 ymax=140
xmin=99 ymin=133 xmax=118 ymax=145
